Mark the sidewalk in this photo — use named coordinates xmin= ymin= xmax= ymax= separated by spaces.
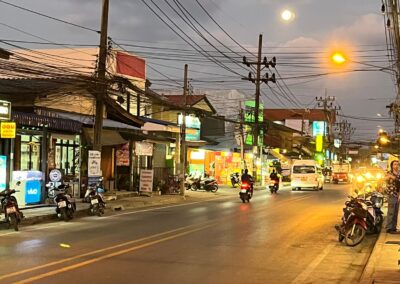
xmin=360 ymin=210 xmax=400 ymax=283
xmin=0 ymin=187 xmax=237 ymax=228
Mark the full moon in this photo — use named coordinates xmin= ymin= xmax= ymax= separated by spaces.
xmin=281 ymin=9 xmax=294 ymax=21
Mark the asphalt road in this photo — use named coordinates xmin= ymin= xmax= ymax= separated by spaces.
xmin=0 ymin=183 xmax=377 ymax=284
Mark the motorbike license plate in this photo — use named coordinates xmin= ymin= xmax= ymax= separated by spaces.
xmin=58 ymin=201 xmax=67 ymax=208
xmin=240 ymin=189 xmax=247 ymax=193
xmin=6 ymin=206 xmax=16 ymax=214
xmin=91 ymin=198 xmax=99 ymax=205
xmin=339 ymin=179 xmax=343 ymax=181
xmin=301 ymin=177 xmax=307 ymax=181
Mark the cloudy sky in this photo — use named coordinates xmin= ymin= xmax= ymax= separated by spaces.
xmin=0 ymin=0 xmax=395 ymax=141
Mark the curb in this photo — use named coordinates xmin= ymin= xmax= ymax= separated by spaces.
xmin=359 ymin=217 xmax=387 ymax=284
xmin=0 ymin=195 xmax=196 ymax=229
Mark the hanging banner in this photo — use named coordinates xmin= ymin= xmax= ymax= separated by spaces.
xmin=135 ymin=142 xmax=153 ymax=156
xmin=139 ymin=169 xmax=154 ymax=193
xmin=116 ymin=143 xmax=130 ymax=166
xmin=0 ymin=122 xmax=16 ymax=138
xmin=88 ymin=150 xmax=102 ymax=177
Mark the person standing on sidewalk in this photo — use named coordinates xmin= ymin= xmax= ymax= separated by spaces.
xmin=385 ymin=160 xmax=400 ymax=234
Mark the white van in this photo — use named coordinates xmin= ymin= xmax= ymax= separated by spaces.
xmin=291 ymin=160 xmax=324 ymax=191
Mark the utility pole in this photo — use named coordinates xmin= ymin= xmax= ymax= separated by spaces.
xmin=239 ymin=104 xmax=245 ymax=171
xmin=316 ymin=91 xmax=340 ymax=165
xmin=242 ymin=34 xmax=276 ymax=182
xmin=93 ymin=0 xmax=109 ymax=151
xmin=179 ymin=64 xmax=188 ymax=196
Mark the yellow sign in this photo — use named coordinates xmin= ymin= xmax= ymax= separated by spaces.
xmin=316 ymin=135 xmax=323 ymax=152
xmin=1 ymin=122 xmax=16 ymax=138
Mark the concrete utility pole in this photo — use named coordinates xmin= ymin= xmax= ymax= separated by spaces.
xmin=93 ymin=0 xmax=109 ymax=151
xmin=334 ymin=120 xmax=355 ymax=160
xmin=316 ymin=91 xmax=340 ymax=164
xmin=242 ymin=34 xmax=276 ymax=182
xmin=179 ymin=64 xmax=188 ymax=196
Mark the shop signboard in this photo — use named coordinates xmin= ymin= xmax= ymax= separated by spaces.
xmin=178 ymin=114 xmax=201 ymax=141
xmin=88 ymin=150 xmax=101 ymax=177
xmin=139 ymin=169 xmax=154 ymax=193
xmin=49 ymin=169 xmax=62 ymax=182
xmin=0 ymin=100 xmax=11 ymax=120
xmin=25 ymin=180 xmax=41 ymax=204
xmin=244 ymin=101 xmax=264 ymax=146
xmin=0 ymin=156 xmax=6 ymax=190
xmin=116 ymin=143 xmax=130 ymax=166
xmin=0 ymin=122 xmax=16 ymax=138
xmin=135 ymin=142 xmax=153 ymax=156
xmin=312 ymin=121 xmax=326 ymax=137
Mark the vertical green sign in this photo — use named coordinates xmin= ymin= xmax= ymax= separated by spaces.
xmin=244 ymin=101 xmax=264 ymax=146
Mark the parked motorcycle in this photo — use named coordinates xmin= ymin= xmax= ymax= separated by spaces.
xmin=269 ymin=180 xmax=279 ymax=194
xmin=84 ymin=183 xmax=106 ymax=217
xmin=184 ymin=174 xmax=197 ymax=190
xmin=83 ymin=177 xmax=104 ymax=203
xmin=54 ymin=184 xmax=76 ymax=221
xmin=335 ymin=196 xmax=368 ymax=246
xmin=230 ymin=173 xmax=240 ymax=188
xmin=191 ymin=174 xmax=218 ymax=192
xmin=365 ymin=192 xmax=384 ymax=234
xmin=239 ymin=182 xmax=253 ymax=203
xmin=0 ymin=181 xmax=23 ymax=231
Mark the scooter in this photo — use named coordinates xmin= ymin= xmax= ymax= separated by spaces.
xmin=84 ymin=183 xmax=106 ymax=217
xmin=0 ymin=181 xmax=23 ymax=231
xmin=83 ymin=177 xmax=104 ymax=203
xmin=269 ymin=180 xmax=279 ymax=194
xmin=54 ymin=184 xmax=76 ymax=221
xmin=230 ymin=173 xmax=240 ymax=188
xmin=335 ymin=196 xmax=368 ymax=246
xmin=239 ymin=182 xmax=253 ymax=203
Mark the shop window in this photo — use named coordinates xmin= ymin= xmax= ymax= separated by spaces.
xmin=20 ymin=135 xmax=41 ymax=170
xmin=55 ymin=137 xmax=80 ymax=176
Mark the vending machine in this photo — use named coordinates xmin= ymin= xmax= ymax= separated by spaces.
xmin=11 ymin=171 xmax=43 ymax=206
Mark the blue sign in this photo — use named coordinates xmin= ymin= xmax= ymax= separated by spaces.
xmin=312 ymin=121 xmax=327 ymax=137
xmin=25 ymin=180 xmax=41 ymax=204
xmin=0 ymin=156 xmax=6 ymax=190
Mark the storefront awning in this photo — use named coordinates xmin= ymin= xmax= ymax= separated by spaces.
xmin=83 ymin=128 xmax=127 ymax=146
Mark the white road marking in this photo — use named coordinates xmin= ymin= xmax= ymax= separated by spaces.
xmin=291 ymin=243 xmax=335 ymax=283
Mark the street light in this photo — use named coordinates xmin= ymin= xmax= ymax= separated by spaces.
xmin=331 ymin=52 xmax=347 ymax=65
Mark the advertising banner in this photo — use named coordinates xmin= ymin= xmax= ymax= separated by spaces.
xmin=0 ymin=156 xmax=6 ymax=190
xmin=116 ymin=143 xmax=130 ymax=166
xmin=139 ymin=169 xmax=154 ymax=193
xmin=88 ymin=150 xmax=102 ymax=177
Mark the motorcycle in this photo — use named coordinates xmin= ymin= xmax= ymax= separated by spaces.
xmin=84 ymin=183 xmax=106 ymax=217
xmin=83 ymin=177 xmax=104 ymax=203
xmin=269 ymin=179 xmax=279 ymax=194
xmin=0 ymin=182 xmax=23 ymax=231
xmin=184 ymin=174 xmax=197 ymax=190
xmin=230 ymin=173 xmax=240 ymax=188
xmin=192 ymin=174 xmax=218 ymax=193
xmin=335 ymin=196 xmax=368 ymax=246
xmin=239 ymin=182 xmax=253 ymax=203
xmin=365 ymin=192 xmax=384 ymax=234
xmin=54 ymin=184 xmax=76 ymax=221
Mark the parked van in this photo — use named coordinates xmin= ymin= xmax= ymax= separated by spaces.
xmin=291 ymin=160 xmax=324 ymax=191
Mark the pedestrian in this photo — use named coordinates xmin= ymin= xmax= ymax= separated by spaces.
xmin=385 ymin=160 xmax=400 ymax=234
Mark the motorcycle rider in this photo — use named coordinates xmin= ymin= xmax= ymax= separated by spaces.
xmin=270 ymin=169 xmax=279 ymax=184
xmin=241 ymin=169 xmax=254 ymax=194
xmin=385 ymin=160 xmax=400 ymax=234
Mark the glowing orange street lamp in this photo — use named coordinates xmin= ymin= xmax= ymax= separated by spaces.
xmin=331 ymin=52 xmax=347 ymax=65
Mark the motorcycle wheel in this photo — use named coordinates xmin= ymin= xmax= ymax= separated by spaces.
xmin=191 ymin=184 xmax=198 ymax=191
xmin=344 ymin=224 xmax=366 ymax=246
xmin=375 ymin=215 xmax=383 ymax=233
xmin=338 ymin=233 xmax=344 ymax=242
xmin=240 ymin=197 xmax=245 ymax=203
xmin=60 ymin=208 xmax=69 ymax=221
xmin=9 ymin=214 xmax=18 ymax=231
xmin=211 ymin=185 xmax=218 ymax=193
